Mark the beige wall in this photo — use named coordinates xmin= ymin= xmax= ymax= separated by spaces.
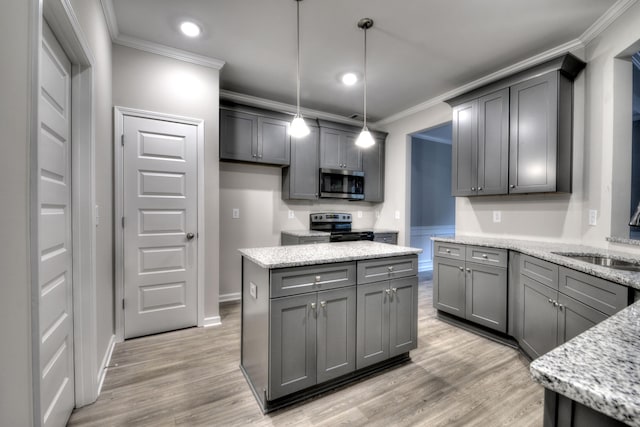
xmin=69 ymin=0 xmax=115 ymax=380
xmin=219 ymin=162 xmax=385 ymax=298
xmin=112 ymin=44 xmax=222 ymax=320
xmin=0 ymin=1 xmax=34 ymax=425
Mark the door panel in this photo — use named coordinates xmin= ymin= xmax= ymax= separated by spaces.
xmin=258 ymin=117 xmax=290 ymax=165
xmin=433 ymin=257 xmax=466 ymax=316
xmin=39 ymin=21 xmax=75 ymax=427
xmin=465 ymin=264 xmax=507 ymax=333
xmin=286 ymin=126 xmax=319 ymax=199
xmin=123 ymin=116 xmax=198 ymax=338
xmin=558 ymin=294 xmax=607 ymax=345
xmin=520 ymin=276 xmax=558 ymax=359
xmin=319 ymin=128 xmax=342 ymax=169
xmin=356 ymin=282 xmax=390 ymax=369
xmin=269 ymin=294 xmax=317 ymax=399
xmin=317 ymin=287 xmax=356 ymax=383
xmin=219 ymin=110 xmax=257 ymax=161
xmin=477 ymin=88 xmax=509 ymax=195
xmin=389 ymin=277 xmax=418 ymax=357
xmin=343 ymin=132 xmax=362 ymax=171
xmin=451 ymin=101 xmax=477 ymax=196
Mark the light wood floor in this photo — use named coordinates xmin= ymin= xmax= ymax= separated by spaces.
xmin=69 ymin=275 xmax=543 ymax=426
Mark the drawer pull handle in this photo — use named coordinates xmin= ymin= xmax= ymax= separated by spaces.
xmin=459 ymin=266 xmax=464 ymax=271
xmin=482 ymin=254 xmax=488 ymax=259
xmin=315 ymin=275 xmax=321 ymax=282
xmin=446 ymin=249 xmax=451 ymax=253
xmin=388 ymin=266 xmax=394 ymax=272
xmin=310 ymin=302 xmax=316 ymax=310
xmin=320 ymin=301 xmax=326 ymax=309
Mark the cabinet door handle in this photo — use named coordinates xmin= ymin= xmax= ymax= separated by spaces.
xmin=385 ymin=289 xmax=391 ymax=295
xmin=482 ymin=254 xmax=488 ymax=259
xmin=548 ymin=298 xmax=553 ymax=304
xmin=466 ymin=268 xmax=471 ymax=273
xmin=391 ymin=287 xmax=397 ymax=293
xmin=446 ymin=249 xmax=451 ymax=253
xmin=310 ymin=302 xmax=316 ymax=310
xmin=558 ymin=303 xmax=564 ymax=310
xmin=477 ymin=186 xmax=483 ymax=191
xmin=552 ymin=301 xmax=559 ymax=307
xmin=471 ymin=187 xmax=476 ymax=191
xmin=320 ymin=301 xmax=326 ymax=309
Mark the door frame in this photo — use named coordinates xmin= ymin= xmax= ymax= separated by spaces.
xmin=114 ymin=106 xmax=206 ymax=341
xmin=30 ymin=0 xmax=99 ymax=417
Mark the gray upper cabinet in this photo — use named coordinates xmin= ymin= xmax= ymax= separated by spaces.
xmin=319 ymin=123 xmax=362 ymax=171
xmin=446 ymin=53 xmax=585 ymax=197
xmin=220 ymin=106 xmax=290 ymax=166
xmin=282 ymin=124 xmax=319 ymax=200
xmin=363 ymin=137 xmax=385 ymax=202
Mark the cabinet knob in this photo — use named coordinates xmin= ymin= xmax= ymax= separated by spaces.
xmin=385 ymin=289 xmax=391 ymax=295
xmin=548 ymin=298 xmax=553 ymax=304
xmin=558 ymin=304 xmax=564 ymax=310
xmin=510 ymin=184 xmax=515 ymax=189
xmin=482 ymin=254 xmax=488 ymax=259
xmin=388 ymin=266 xmax=394 ymax=272
xmin=320 ymin=301 xmax=327 ymax=309
xmin=310 ymin=302 xmax=317 ymax=310
xmin=314 ymin=275 xmax=321 ymax=282
xmin=466 ymin=268 xmax=471 ymax=273
xmin=446 ymin=249 xmax=451 ymax=254
xmin=391 ymin=287 xmax=397 ymax=293
xmin=459 ymin=266 xmax=464 ymax=271
xmin=471 ymin=187 xmax=476 ymax=191
xmin=478 ymin=186 xmax=483 ymax=191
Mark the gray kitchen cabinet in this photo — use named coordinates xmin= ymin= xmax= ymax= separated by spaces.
xmin=356 ymin=276 xmax=418 ymax=369
xmin=269 ymin=285 xmax=357 ymax=400
xmin=282 ymin=124 xmax=319 ymax=200
xmin=446 ymin=53 xmax=585 ymax=197
xmin=519 ymin=274 xmax=559 ymax=359
xmin=451 ymin=88 xmax=508 ymax=197
xmin=363 ymin=136 xmax=386 ymax=202
xmin=220 ymin=107 xmax=290 ymax=166
xmin=544 ymin=389 xmax=629 ymax=427
xmin=557 ymin=293 xmax=607 ymax=344
xmin=281 ymin=233 xmax=330 ymax=246
xmin=433 ymin=243 xmax=508 ymax=333
xmin=319 ymin=126 xmax=362 ymax=171
xmin=509 ymin=71 xmax=572 ymax=193
xmin=373 ymin=232 xmax=397 ymax=245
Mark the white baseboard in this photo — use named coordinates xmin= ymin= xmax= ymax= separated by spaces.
xmin=219 ymin=292 xmax=241 ymax=303
xmin=204 ymin=316 xmax=222 ymax=327
xmin=96 ymin=334 xmax=115 ymax=396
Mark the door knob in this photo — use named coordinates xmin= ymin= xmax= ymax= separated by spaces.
xmin=186 ymin=232 xmax=195 ymax=240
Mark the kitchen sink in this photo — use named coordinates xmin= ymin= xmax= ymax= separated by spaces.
xmin=553 ymin=253 xmax=640 ymax=272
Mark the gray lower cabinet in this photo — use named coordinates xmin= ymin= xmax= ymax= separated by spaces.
xmin=282 ymin=124 xmax=319 ymax=200
xmin=356 ymin=276 xmax=418 ymax=369
xmin=433 ymin=243 xmax=508 ymax=333
xmin=373 ymin=232 xmax=397 ymax=245
xmin=544 ymin=389 xmax=628 ymax=427
xmin=220 ymin=107 xmax=290 ymax=166
xmin=281 ymin=233 xmax=330 ymax=246
xmin=520 ymin=274 xmax=559 ymax=358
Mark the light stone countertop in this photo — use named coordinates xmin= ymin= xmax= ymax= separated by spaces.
xmin=432 ymin=235 xmax=640 ymax=426
xmin=239 ymin=241 xmax=421 ymax=269
xmin=432 ymin=235 xmax=640 ymax=290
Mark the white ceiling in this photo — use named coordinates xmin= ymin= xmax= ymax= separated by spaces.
xmin=110 ymin=0 xmax=618 ymax=123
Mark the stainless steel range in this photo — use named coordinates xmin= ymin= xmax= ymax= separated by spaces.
xmin=309 ymin=213 xmax=374 ymax=242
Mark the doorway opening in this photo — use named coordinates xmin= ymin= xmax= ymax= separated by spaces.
xmin=409 ymin=122 xmax=455 ymax=274
xmin=629 ymin=51 xmax=640 ymax=239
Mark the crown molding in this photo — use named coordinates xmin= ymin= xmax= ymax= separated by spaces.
xmin=99 ymin=0 xmax=119 ymax=40
xmin=220 ymin=90 xmax=364 ymax=127
xmin=375 ymin=38 xmax=582 ymax=126
xmin=114 ymin=35 xmax=225 ymax=70
xmin=579 ymin=0 xmax=638 ymax=45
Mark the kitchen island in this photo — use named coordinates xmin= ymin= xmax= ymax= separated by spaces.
xmin=238 ymin=241 xmax=422 ymax=412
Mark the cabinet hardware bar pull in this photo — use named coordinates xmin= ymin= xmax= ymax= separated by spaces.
xmin=310 ymin=302 xmax=316 ymax=310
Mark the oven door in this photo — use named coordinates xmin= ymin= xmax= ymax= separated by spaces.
xmin=319 ymin=169 xmax=365 ymax=200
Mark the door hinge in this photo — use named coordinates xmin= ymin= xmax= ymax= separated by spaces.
xmin=122 ymin=299 xmax=125 ymax=310
xmin=121 ymin=134 xmax=125 ymax=146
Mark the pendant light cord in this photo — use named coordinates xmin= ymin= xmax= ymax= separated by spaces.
xmin=296 ymin=0 xmax=301 ymax=117
xmin=363 ymin=25 xmax=367 ymax=129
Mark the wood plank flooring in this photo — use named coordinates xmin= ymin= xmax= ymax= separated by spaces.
xmin=68 ymin=274 xmax=543 ymax=426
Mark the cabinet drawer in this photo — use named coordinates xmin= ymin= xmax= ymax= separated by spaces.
xmin=271 ymin=262 xmax=356 ymax=298
xmin=299 ymin=236 xmax=330 ymax=244
xmin=466 ymin=246 xmax=507 ymax=268
xmin=357 ymin=255 xmax=418 ymax=285
xmin=373 ymin=233 xmax=398 ymax=245
xmin=520 ymin=254 xmax=558 ymax=289
xmin=558 ymin=267 xmax=629 ymax=316
xmin=433 ymin=242 xmax=465 ymax=260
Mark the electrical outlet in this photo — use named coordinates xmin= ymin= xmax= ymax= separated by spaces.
xmin=357 ymin=210 xmax=363 ymax=219
xmin=394 ymin=210 xmax=401 ymax=220
xmin=588 ymin=209 xmax=597 ymax=226
xmin=288 ymin=210 xmax=295 ymax=219
xmin=493 ymin=211 xmax=501 ymax=223
xmin=232 ymin=208 xmax=240 ymax=219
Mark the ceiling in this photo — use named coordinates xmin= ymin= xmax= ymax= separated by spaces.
xmin=111 ymin=0 xmax=618 ymax=123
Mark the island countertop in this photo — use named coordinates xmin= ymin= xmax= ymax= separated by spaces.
xmin=239 ymin=241 xmax=422 ymax=269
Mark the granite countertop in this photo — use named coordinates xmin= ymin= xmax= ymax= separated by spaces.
xmin=281 ymin=229 xmax=399 ymax=237
xmin=432 ymin=235 xmax=640 ymax=291
xmin=530 ymin=301 xmax=640 ymax=426
xmin=239 ymin=241 xmax=421 ymax=269
xmin=432 ymin=235 xmax=640 ymax=426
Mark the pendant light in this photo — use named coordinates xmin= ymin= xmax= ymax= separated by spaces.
xmin=290 ymin=0 xmax=310 ymax=138
xmin=355 ymin=18 xmax=375 ymax=148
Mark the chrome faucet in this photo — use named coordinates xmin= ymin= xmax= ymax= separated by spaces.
xmin=630 ymin=201 xmax=640 ymax=226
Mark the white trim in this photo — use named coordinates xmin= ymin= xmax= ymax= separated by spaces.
xmin=219 ymin=292 xmax=241 ymax=303
xmin=114 ymin=106 xmax=206 ymax=340
xmin=220 ymin=89 xmax=365 ymax=127
xmin=98 ymin=0 xmax=118 ymax=40
xmin=40 ymin=0 xmax=100 ymax=410
xmin=412 ymin=133 xmax=451 ymax=145
xmin=96 ymin=334 xmax=115 ymax=396
xmin=579 ymin=0 xmax=639 ymax=46
xmin=114 ymin=34 xmax=225 ymax=70
xmin=203 ymin=316 xmax=222 ymax=327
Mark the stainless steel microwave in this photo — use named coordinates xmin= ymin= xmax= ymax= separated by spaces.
xmin=319 ymin=168 xmax=364 ymax=200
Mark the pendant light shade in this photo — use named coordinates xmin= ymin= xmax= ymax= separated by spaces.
xmin=290 ymin=0 xmax=310 ymax=138
xmin=356 ymin=18 xmax=375 ymax=148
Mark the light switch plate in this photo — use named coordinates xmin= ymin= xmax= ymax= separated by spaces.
xmin=588 ymin=209 xmax=597 ymax=226
xmin=357 ymin=210 xmax=363 ymax=218
xmin=249 ymin=282 xmax=257 ymax=299
xmin=232 ymin=208 xmax=240 ymax=219
xmin=493 ymin=211 xmax=501 ymax=223
xmin=288 ymin=210 xmax=295 ymax=219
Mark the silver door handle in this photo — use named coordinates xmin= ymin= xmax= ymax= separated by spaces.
xmin=477 ymin=186 xmax=483 ymax=191
xmin=482 ymin=254 xmax=488 ymax=258
xmin=314 ymin=275 xmax=321 ymax=282
xmin=186 ymin=232 xmax=195 ymax=240
xmin=471 ymin=187 xmax=476 ymax=191
xmin=466 ymin=268 xmax=471 ymax=273
xmin=459 ymin=266 xmax=464 ymax=271
xmin=548 ymin=298 xmax=553 ymax=304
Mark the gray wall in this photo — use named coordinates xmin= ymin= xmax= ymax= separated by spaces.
xmin=69 ymin=0 xmax=114 ymax=382
xmin=410 ymin=138 xmax=455 ymax=227
xmin=0 ymin=1 xmax=34 ymax=425
xmin=112 ymin=44 xmax=222 ymax=322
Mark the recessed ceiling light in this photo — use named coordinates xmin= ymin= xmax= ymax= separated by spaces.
xmin=180 ymin=21 xmax=201 ymax=38
xmin=342 ymin=73 xmax=358 ymax=86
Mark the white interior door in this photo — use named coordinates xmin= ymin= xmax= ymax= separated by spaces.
xmin=123 ymin=115 xmax=198 ymax=339
xmin=38 ymin=21 xmax=75 ymax=427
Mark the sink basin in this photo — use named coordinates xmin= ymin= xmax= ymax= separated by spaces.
xmin=553 ymin=253 xmax=640 ymax=272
